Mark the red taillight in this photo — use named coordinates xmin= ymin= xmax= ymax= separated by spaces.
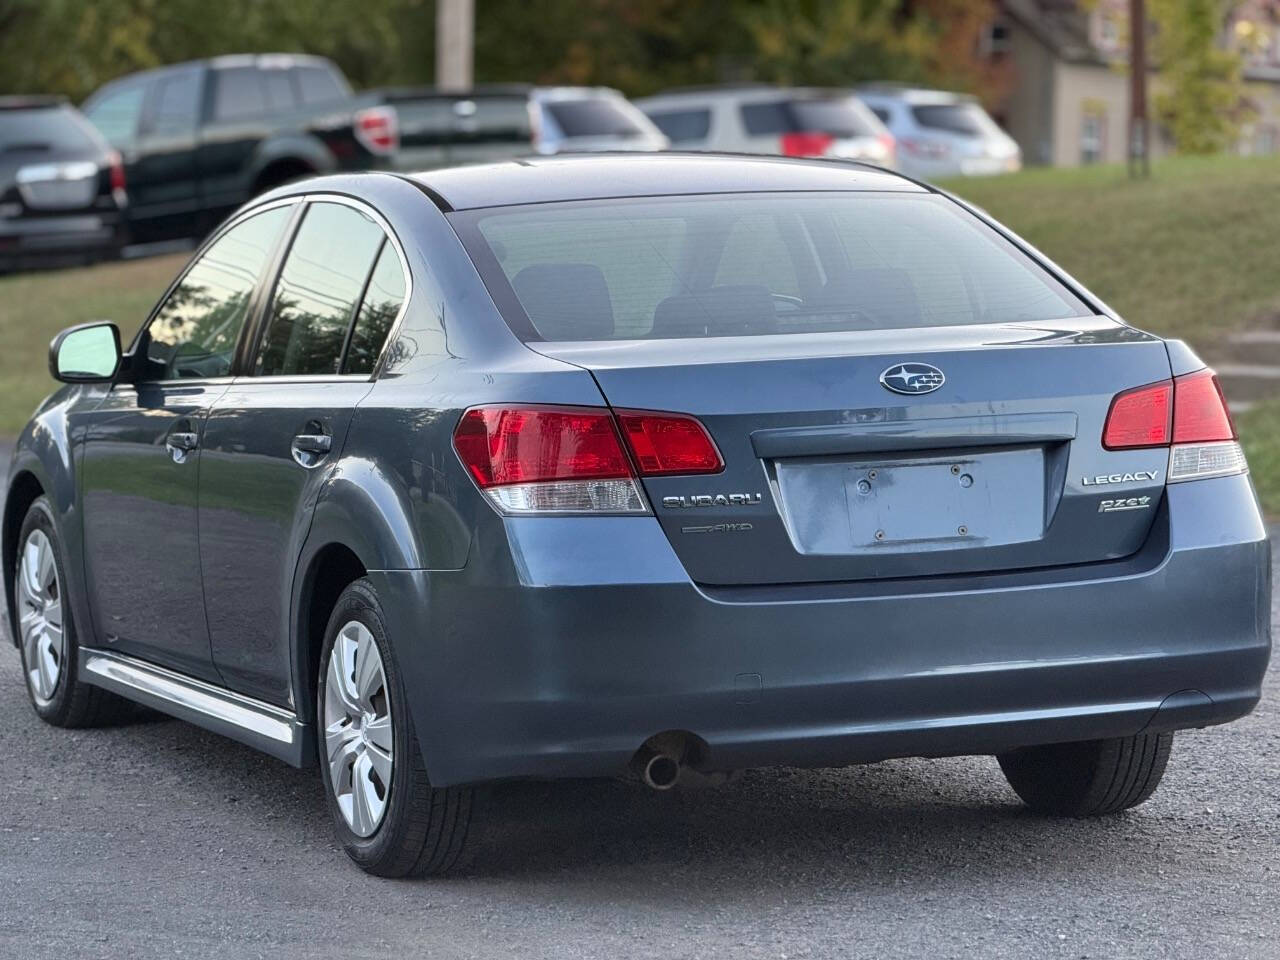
xmin=106 ymin=150 xmax=127 ymax=204
xmin=453 ymin=406 xmax=631 ymax=488
xmin=354 ymin=106 xmax=399 ymax=156
xmin=1102 ymin=380 xmax=1172 ymax=450
xmin=1101 ymin=369 xmax=1236 ymax=450
xmin=780 ymin=131 xmax=835 ymax=157
xmin=1172 ymin=369 xmax=1235 ymax=444
xmin=616 ymin=410 xmax=724 ymax=476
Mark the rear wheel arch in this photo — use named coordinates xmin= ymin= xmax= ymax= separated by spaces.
xmin=252 ymin=156 xmax=318 ymax=196
xmin=293 ymin=541 xmax=367 ymax=722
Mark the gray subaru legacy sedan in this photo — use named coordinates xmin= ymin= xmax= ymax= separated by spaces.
xmin=5 ymin=154 xmax=1270 ymax=877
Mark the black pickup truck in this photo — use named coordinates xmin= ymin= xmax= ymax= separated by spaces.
xmin=81 ymin=54 xmax=397 ymax=244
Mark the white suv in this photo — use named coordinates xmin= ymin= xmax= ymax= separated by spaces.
xmin=636 ymin=86 xmax=895 ymax=166
xmin=855 ymin=86 xmax=1021 ymax=180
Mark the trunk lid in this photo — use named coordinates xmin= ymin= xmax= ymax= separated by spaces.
xmin=534 ymin=317 xmax=1172 ymax=585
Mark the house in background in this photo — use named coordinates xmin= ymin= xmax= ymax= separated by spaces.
xmin=987 ymin=0 xmax=1280 ymax=166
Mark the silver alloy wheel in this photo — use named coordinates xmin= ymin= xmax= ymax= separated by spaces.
xmin=16 ymin=528 xmax=64 ymax=706
xmin=323 ymin=621 xmax=394 ymax=838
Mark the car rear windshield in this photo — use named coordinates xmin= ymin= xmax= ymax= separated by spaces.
xmin=543 ymin=99 xmax=646 ymax=138
xmin=911 ymin=102 xmax=1002 ymax=138
xmin=453 ymin=192 xmax=1089 ymax=342
xmin=742 ymin=98 xmax=881 ymax=138
xmin=0 ymin=106 xmax=98 ymax=154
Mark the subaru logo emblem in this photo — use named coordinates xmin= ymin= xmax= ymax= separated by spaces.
xmin=879 ymin=362 xmax=945 ymax=395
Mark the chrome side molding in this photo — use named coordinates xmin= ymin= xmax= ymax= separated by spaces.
xmin=79 ymin=648 xmax=309 ymax=766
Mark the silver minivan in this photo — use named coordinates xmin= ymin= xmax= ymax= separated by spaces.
xmin=636 ymin=86 xmax=895 ymax=166
xmin=855 ymin=86 xmax=1021 ymax=179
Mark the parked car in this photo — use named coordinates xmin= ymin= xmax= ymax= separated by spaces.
xmin=8 ymin=154 xmax=1269 ymax=878
xmin=80 ymin=54 xmax=397 ymax=244
xmin=0 ymin=96 xmax=127 ymax=271
xmin=372 ymin=84 xmax=668 ymax=169
xmin=855 ymin=85 xmax=1021 ymax=179
xmin=637 ymin=85 xmax=895 ymax=165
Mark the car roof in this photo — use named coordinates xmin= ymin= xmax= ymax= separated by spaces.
xmin=408 ymin=152 xmax=927 ymax=211
xmin=855 ymin=85 xmax=976 ymax=105
xmin=637 ymin=86 xmax=860 ymax=107
xmin=0 ymin=95 xmax=69 ymax=111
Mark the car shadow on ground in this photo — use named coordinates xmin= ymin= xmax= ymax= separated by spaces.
xmin=52 ymin=685 xmax=1188 ymax=893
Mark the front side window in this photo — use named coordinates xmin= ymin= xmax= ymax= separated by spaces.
xmin=254 ymin=202 xmax=385 ymax=377
xmin=646 ymin=108 xmax=711 ymax=143
xmin=144 ymin=206 xmax=291 ymax=379
xmin=84 ymin=84 xmax=147 ymax=148
xmin=455 ymin=192 xmax=1089 ymax=342
xmin=145 ymin=70 xmax=202 ymax=136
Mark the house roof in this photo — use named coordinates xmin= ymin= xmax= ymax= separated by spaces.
xmin=1000 ymin=0 xmax=1110 ymax=66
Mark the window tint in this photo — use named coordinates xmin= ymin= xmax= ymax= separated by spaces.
xmin=262 ymin=68 xmax=296 ymax=112
xmin=84 ymin=85 xmax=146 ymax=148
xmin=543 ymin=99 xmax=645 ymax=137
xmin=869 ymin=106 xmax=891 ymax=125
xmin=713 ymin=215 xmax=800 ymax=297
xmin=646 ymin=108 xmax=711 ymax=143
xmin=0 ymin=106 xmax=97 ymax=152
xmin=739 ymin=101 xmax=790 ymax=136
xmin=458 ymin=193 xmax=1088 ymax=342
xmin=294 ymin=65 xmax=346 ymax=105
xmin=344 ymin=244 xmax=405 ymax=374
xmin=213 ymin=67 xmax=266 ymax=121
xmin=145 ymin=206 xmax=291 ymax=379
xmin=255 ymin=202 xmax=385 ymax=377
xmin=911 ymin=103 xmax=1002 ymax=137
xmin=146 ymin=70 xmax=201 ymax=135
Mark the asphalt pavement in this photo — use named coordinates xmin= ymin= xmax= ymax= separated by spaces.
xmin=0 ymin=435 xmax=1275 ymax=959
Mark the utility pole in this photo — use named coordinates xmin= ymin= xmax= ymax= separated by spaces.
xmin=436 ymin=0 xmax=475 ymax=91
xmin=1128 ymin=0 xmax=1150 ymax=178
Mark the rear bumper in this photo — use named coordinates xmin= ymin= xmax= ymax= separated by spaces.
xmin=0 ymin=211 xmax=124 ymax=267
xmin=376 ymin=474 xmax=1272 ymax=787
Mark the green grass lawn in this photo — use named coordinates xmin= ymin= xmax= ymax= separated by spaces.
xmin=0 ymin=153 xmax=1277 ymax=513
xmin=0 ymin=252 xmax=187 ymax=434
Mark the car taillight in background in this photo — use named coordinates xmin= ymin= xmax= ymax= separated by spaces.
xmin=354 ymin=106 xmax=399 ymax=156
xmin=453 ymin=405 xmax=722 ymax=514
xmin=106 ymin=150 xmax=127 ymax=206
xmin=900 ymin=138 xmax=951 ymax=160
xmin=780 ymin=131 xmax=835 ymax=157
xmin=1101 ymin=369 xmax=1246 ymax=482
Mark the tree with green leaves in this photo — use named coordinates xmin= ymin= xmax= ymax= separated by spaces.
xmin=1150 ymin=0 xmax=1250 ymax=154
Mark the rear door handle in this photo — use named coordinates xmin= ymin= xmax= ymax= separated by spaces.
xmin=291 ymin=431 xmax=332 ymax=468
xmin=165 ymin=431 xmax=200 ymax=462
xmin=291 ymin=433 xmax=332 ymax=455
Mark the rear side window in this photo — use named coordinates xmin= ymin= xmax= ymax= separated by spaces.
xmin=145 ymin=70 xmax=202 ymax=136
xmin=455 ymin=193 xmax=1088 ymax=342
xmin=255 ymin=202 xmax=385 ymax=377
xmin=543 ymin=99 xmax=645 ymax=137
xmin=262 ymin=69 xmax=297 ymax=111
xmin=742 ymin=99 xmax=878 ymax=137
xmin=294 ymin=65 xmax=347 ymax=105
xmin=84 ymin=85 xmax=147 ymax=148
xmin=344 ymin=244 xmax=406 ymax=374
xmin=646 ymin=108 xmax=711 ymax=143
xmin=144 ymin=206 xmax=291 ymax=380
xmin=0 ymin=106 xmax=98 ymax=153
xmin=213 ymin=67 xmax=266 ymax=121
xmin=911 ymin=103 xmax=1001 ymax=137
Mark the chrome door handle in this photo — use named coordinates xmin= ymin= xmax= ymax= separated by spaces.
xmin=165 ymin=431 xmax=199 ymax=464
xmin=290 ymin=432 xmax=332 ymax=468
xmin=291 ymin=434 xmax=332 ymax=454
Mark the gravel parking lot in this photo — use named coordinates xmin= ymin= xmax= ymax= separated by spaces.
xmin=0 ymin=442 xmax=1274 ymax=960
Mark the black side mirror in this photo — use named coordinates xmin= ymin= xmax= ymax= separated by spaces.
xmin=49 ymin=321 xmax=122 ymax=383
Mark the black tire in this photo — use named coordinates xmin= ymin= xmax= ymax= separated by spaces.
xmin=12 ymin=497 xmax=133 ymax=727
xmin=998 ymin=732 xmax=1174 ymax=817
xmin=316 ymin=578 xmax=474 ymax=877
